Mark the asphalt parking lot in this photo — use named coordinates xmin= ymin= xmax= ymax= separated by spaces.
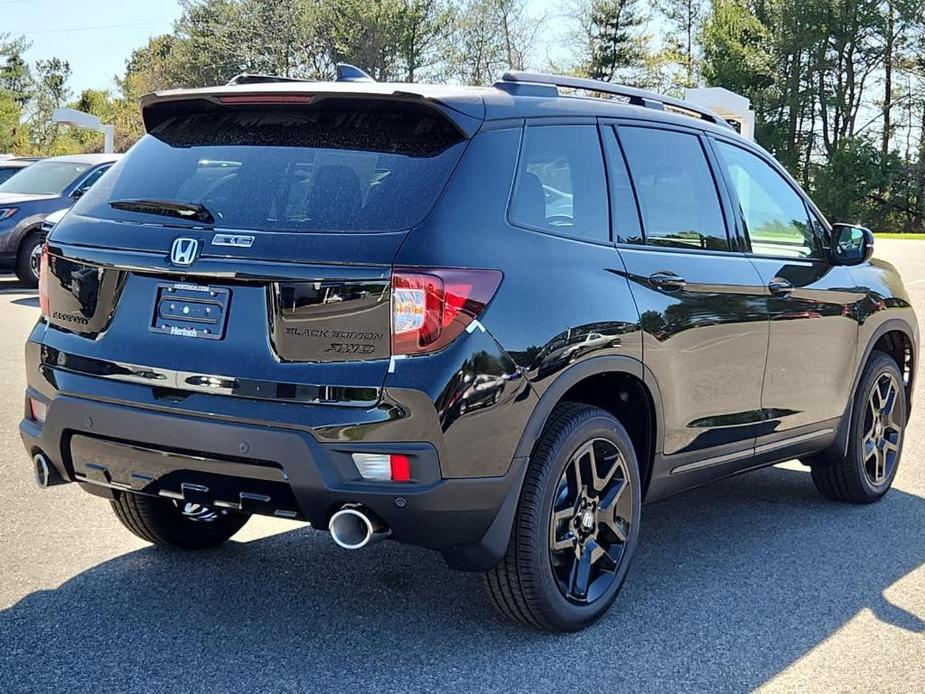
xmin=1 ymin=240 xmax=923 ymax=693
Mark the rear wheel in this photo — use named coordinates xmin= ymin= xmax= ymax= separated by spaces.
xmin=809 ymin=352 xmax=907 ymax=503
xmin=110 ymin=492 xmax=249 ymax=549
xmin=483 ymin=403 xmax=641 ymax=632
xmin=16 ymin=232 xmax=42 ymax=287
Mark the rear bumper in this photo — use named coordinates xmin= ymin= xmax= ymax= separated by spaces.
xmin=21 ymin=387 xmax=527 ymax=572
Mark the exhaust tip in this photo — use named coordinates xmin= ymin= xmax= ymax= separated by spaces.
xmin=33 ymin=453 xmax=51 ymax=489
xmin=329 ymin=506 xmax=386 ymax=550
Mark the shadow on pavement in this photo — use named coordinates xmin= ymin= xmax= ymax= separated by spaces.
xmin=10 ymin=297 xmax=39 ymax=308
xmin=1 ymin=466 xmax=923 ymax=693
xmin=0 ymin=277 xmax=35 ymax=293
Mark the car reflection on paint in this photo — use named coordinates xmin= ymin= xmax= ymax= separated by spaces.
xmin=459 ymin=373 xmax=506 ymax=415
xmin=534 ymin=323 xmax=629 ymax=379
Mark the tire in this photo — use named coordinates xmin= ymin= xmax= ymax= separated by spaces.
xmin=483 ymin=402 xmax=642 ymax=632
xmin=808 ymin=351 xmax=907 ymax=503
xmin=110 ymin=492 xmax=249 ymax=549
xmin=16 ymin=232 xmax=43 ymax=288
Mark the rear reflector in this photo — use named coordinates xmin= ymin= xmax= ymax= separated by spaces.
xmin=29 ymin=398 xmax=47 ymax=424
xmin=391 ymin=268 xmax=502 ymax=356
xmin=352 ymin=453 xmax=412 ymax=482
xmin=38 ymin=243 xmax=49 ymax=318
xmin=389 ymin=454 xmax=411 ymax=482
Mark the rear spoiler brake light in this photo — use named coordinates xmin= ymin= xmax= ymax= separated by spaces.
xmin=218 ymin=94 xmax=314 ymax=105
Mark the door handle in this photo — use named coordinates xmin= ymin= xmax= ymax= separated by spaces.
xmin=768 ymin=278 xmax=794 ymax=297
xmin=648 ymin=271 xmax=686 ymax=291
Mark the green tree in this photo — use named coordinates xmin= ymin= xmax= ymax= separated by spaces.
xmin=443 ymin=0 xmax=508 ymax=84
xmin=586 ymin=0 xmax=647 ymax=82
xmin=0 ymin=91 xmax=21 ymax=153
xmin=30 ymin=57 xmax=72 ymax=151
xmin=655 ymin=0 xmax=706 ymax=87
xmin=0 ymin=35 xmax=32 ymax=107
xmin=813 ymin=137 xmax=884 ymax=223
xmin=442 ymin=0 xmax=541 ymax=84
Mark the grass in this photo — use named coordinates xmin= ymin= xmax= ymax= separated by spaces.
xmin=874 ymin=233 xmax=925 ymax=240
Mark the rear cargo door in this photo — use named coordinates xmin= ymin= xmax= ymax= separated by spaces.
xmin=42 ymin=97 xmax=468 ymax=397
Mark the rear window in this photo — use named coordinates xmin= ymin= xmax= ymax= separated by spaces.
xmin=74 ymin=99 xmax=466 ymax=233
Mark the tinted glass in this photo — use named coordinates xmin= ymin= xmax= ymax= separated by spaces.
xmin=0 ymin=160 xmax=92 ymax=195
xmin=76 ymin=165 xmax=110 ymax=192
xmin=715 ymin=141 xmax=818 ymax=258
xmin=74 ymin=100 xmax=465 ymax=233
xmin=619 ymin=127 xmax=728 ymax=251
xmin=0 ymin=168 xmax=23 ymax=185
xmin=510 ymin=125 xmax=609 ymax=242
xmin=604 ymin=128 xmax=642 ymax=243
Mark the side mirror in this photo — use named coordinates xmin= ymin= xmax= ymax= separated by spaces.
xmin=831 ymin=224 xmax=874 ymax=265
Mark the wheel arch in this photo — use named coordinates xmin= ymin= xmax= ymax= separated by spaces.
xmin=860 ymin=319 xmax=916 ymax=411
xmin=830 ymin=318 xmax=918 ymax=460
xmin=513 ymin=355 xmax=663 ymax=499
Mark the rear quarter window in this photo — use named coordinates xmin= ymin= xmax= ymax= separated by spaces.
xmin=509 ymin=124 xmax=609 ymax=243
xmin=74 ymin=99 xmax=466 ymax=233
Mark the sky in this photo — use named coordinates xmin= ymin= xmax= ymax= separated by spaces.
xmin=4 ymin=0 xmax=572 ymax=96
xmin=4 ymin=0 xmax=184 ymax=94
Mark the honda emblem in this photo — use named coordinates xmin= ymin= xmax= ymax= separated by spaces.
xmin=170 ymin=237 xmax=199 ymax=266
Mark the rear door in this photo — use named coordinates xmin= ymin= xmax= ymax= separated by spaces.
xmin=606 ymin=123 xmax=769 ymax=468
xmin=709 ymin=136 xmax=862 ymax=442
xmin=43 ymin=98 xmax=468 ymax=397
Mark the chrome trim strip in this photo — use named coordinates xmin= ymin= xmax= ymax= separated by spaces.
xmin=670 ymin=449 xmax=751 ymax=475
xmin=753 ymin=428 xmax=834 ymax=455
xmin=670 ymin=428 xmax=835 ymax=475
xmin=40 ymin=347 xmax=380 ymax=407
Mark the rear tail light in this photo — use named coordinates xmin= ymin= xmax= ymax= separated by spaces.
xmin=38 ymin=243 xmax=49 ymax=317
xmin=391 ymin=268 xmax=502 ymax=356
xmin=352 ymin=453 xmax=412 ymax=482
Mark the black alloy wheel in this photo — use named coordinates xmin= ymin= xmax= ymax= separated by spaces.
xmin=549 ymin=438 xmax=633 ymax=604
xmin=484 ymin=403 xmax=641 ymax=632
xmin=809 ymin=351 xmax=907 ymax=503
xmin=860 ymin=371 xmax=903 ymax=486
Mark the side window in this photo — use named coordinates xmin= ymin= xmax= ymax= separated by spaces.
xmin=714 ymin=141 xmax=819 ymax=259
xmin=603 ymin=127 xmax=643 ymax=244
xmin=76 ymin=166 xmax=110 ymax=194
xmin=618 ymin=126 xmax=729 ymax=251
xmin=510 ymin=125 xmax=609 ymax=242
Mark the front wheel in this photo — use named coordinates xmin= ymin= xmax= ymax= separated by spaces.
xmin=483 ymin=403 xmax=642 ymax=632
xmin=808 ymin=351 xmax=907 ymax=503
xmin=110 ymin=492 xmax=249 ymax=549
xmin=16 ymin=232 xmax=43 ymax=287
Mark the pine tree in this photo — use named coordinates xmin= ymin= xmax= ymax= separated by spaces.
xmin=587 ymin=0 xmax=647 ymax=83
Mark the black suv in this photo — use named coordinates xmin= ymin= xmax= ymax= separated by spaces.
xmin=22 ymin=69 xmax=918 ymax=632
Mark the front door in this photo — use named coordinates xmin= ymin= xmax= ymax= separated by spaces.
xmin=710 ymin=137 xmax=862 ymax=446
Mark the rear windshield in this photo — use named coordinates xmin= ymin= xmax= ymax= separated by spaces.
xmin=0 ymin=160 xmax=91 ymax=195
xmin=73 ymin=99 xmax=466 ymax=233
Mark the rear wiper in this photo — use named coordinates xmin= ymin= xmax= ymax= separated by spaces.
xmin=109 ymin=199 xmax=215 ymax=225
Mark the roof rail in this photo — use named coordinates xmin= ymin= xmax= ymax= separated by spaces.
xmin=500 ymin=71 xmax=733 ymax=129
